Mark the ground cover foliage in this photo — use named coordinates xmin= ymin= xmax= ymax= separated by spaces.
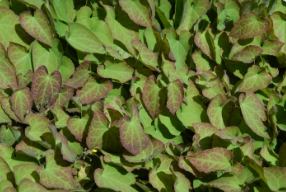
xmin=1 ymin=0 xmax=286 ymax=191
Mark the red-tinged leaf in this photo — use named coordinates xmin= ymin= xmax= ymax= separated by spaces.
xmin=8 ymin=42 xmax=33 ymax=75
xmin=131 ymin=40 xmax=160 ymax=72
xmin=240 ymin=139 xmax=262 ymax=165
xmin=17 ymin=70 xmax=33 ymax=89
xmin=119 ymin=104 xmax=150 ymax=155
xmin=239 ymin=91 xmax=270 ymax=138
xmin=142 ymin=75 xmax=166 ymax=119
xmin=239 ymin=65 xmax=272 ymax=92
xmin=0 ymin=44 xmax=17 ymax=89
xmin=119 ymin=0 xmax=152 ymax=28
xmin=32 ymin=65 xmax=62 ymax=110
xmin=64 ymin=61 xmax=90 ymax=89
xmin=176 ymin=0 xmax=211 ymax=33
xmin=18 ymin=178 xmax=48 ymax=192
xmin=97 ymin=60 xmax=134 ymax=84
xmin=36 ymin=152 xmax=74 ymax=190
xmin=202 ymin=175 xmax=244 ymax=192
xmin=229 ymin=12 xmax=270 ymax=39
xmin=130 ymin=67 xmax=153 ymax=96
xmin=65 ymin=22 xmax=105 ymax=54
xmin=86 ymin=110 xmax=123 ymax=153
xmin=192 ymin=49 xmax=213 ymax=71
xmin=19 ymin=9 xmax=53 ymax=47
xmin=207 ymin=94 xmax=234 ymax=129
xmin=261 ymin=40 xmax=284 ymax=56
xmin=271 ymin=12 xmax=286 ymax=54
xmin=13 ymin=163 xmax=38 ymax=185
xmin=263 ymin=166 xmax=286 ymax=191
xmin=67 ymin=114 xmax=89 ymax=142
xmin=25 ymin=114 xmax=52 ymax=141
xmin=0 ymin=157 xmax=13 ymax=183
xmin=194 ymin=29 xmax=215 ymax=61
xmin=231 ymin=45 xmax=263 ymax=63
xmin=0 ymin=180 xmax=14 ymax=192
xmin=0 ymin=100 xmax=11 ymax=124
xmin=3 ymin=186 xmax=16 ymax=192
xmin=11 ymin=87 xmax=32 ymax=121
xmin=202 ymin=83 xmax=225 ymax=100
xmin=193 ymin=123 xmax=218 ymax=138
xmin=16 ymin=138 xmax=46 ymax=160
xmin=76 ymin=77 xmax=113 ymax=105
xmin=167 ymin=80 xmax=184 ymax=115
xmin=0 ymin=7 xmax=32 ymax=50
xmin=49 ymin=126 xmax=77 ymax=162
xmin=1 ymin=97 xmax=21 ymax=123
xmin=188 ymin=148 xmax=243 ymax=174
xmin=279 ymin=143 xmax=286 ymax=167
xmin=54 ymin=86 xmax=74 ymax=106
xmin=94 ymin=160 xmax=137 ymax=192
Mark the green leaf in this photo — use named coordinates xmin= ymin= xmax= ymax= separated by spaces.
xmin=156 ymin=6 xmax=172 ymax=29
xmin=11 ymin=87 xmax=32 ymax=121
xmin=32 ymin=39 xmax=63 ymax=73
xmin=54 ymin=86 xmax=74 ymax=106
xmin=18 ymin=178 xmax=48 ymax=192
xmin=261 ymin=40 xmax=284 ymax=56
xmin=94 ymin=160 xmax=137 ymax=192
xmin=67 ymin=114 xmax=89 ymax=142
xmin=20 ymin=0 xmax=44 ymax=9
xmin=172 ymin=168 xmax=192 ymax=192
xmin=59 ymin=56 xmax=75 ymax=83
xmin=20 ymin=9 xmax=53 ymax=47
xmin=87 ymin=110 xmax=123 ymax=153
xmin=8 ymin=42 xmax=33 ymax=75
xmin=271 ymin=11 xmax=286 ymax=55
xmin=239 ymin=90 xmax=270 ymax=138
xmin=0 ymin=44 xmax=17 ymax=89
xmin=260 ymin=145 xmax=279 ymax=166
xmin=207 ymin=94 xmax=234 ymax=129
xmin=229 ymin=12 xmax=270 ymax=39
xmin=176 ymin=0 xmax=211 ymax=33
xmin=76 ymin=77 xmax=113 ymax=104
xmin=131 ymin=40 xmax=160 ymax=71
xmin=51 ymin=0 xmax=72 ymax=23
xmin=31 ymin=65 xmax=62 ymax=109
xmin=149 ymin=164 xmax=175 ymax=191
xmin=119 ymin=0 xmax=152 ymax=28
xmin=64 ymin=61 xmax=90 ymax=89
xmin=119 ymin=104 xmax=150 ymax=155
xmin=16 ymin=138 xmax=46 ymax=160
xmin=97 ymin=60 xmax=134 ymax=84
xmin=25 ymin=114 xmax=52 ymax=141
xmin=0 ymin=180 xmax=13 ymax=192
xmin=51 ymin=104 xmax=70 ymax=128
xmin=167 ymin=80 xmax=184 ymax=115
xmin=194 ymin=29 xmax=216 ymax=61
xmin=0 ymin=125 xmax=16 ymax=146
xmin=192 ymin=49 xmax=213 ymax=71
xmin=231 ymin=45 xmax=263 ymax=63
xmin=264 ymin=166 xmax=286 ymax=191
xmin=0 ymin=7 xmax=32 ymax=50
xmin=0 ymin=157 xmax=13 ymax=183
xmin=65 ymin=22 xmax=105 ymax=54
xmin=188 ymin=148 xmax=243 ymax=174
xmin=1 ymin=97 xmax=21 ymax=123
xmin=36 ymin=152 xmax=75 ymax=190
xmin=239 ymin=65 xmax=272 ymax=92
xmin=13 ymin=163 xmax=38 ymax=185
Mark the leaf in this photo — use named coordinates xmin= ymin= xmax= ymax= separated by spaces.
xmin=188 ymin=148 xmax=243 ymax=174
xmin=16 ymin=138 xmax=46 ymax=160
xmin=17 ymin=70 xmax=33 ymax=89
xmin=239 ymin=90 xmax=270 ymax=138
xmin=142 ymin=75 xmax=166 ymax=119
xmin=54 ymin=86 xmax=74 ymax=106
xmin=261 ymin=40 xmax=284 ymax=56
xmin=260 ymin=145 xmax=279 ymax=166
xmin=94 ymin=160 xmax=136 ymax=192
xmin=239 ymin=65 xmax=272 ymax=92
xmin=18 ymin=178 xmax=48 ymax=192
xmin=11 ymin=87 xmax=33 ymax=121
xmin=76 ymin=77 xmax=113 ymax=104
xmin=0 ymin=7 xmax=32 ymax=50
xmin=0 ymin=44 xmax=17 ymax=89
xmin=67 ymin=114 xmax=89 ymax=142
xmin=172 ymin=169 xmax=192 ymax=192
xmin=229 ymin=12 xmax=270 ymax=39
xmin=131 ymin=40 xmax=160 ymax=71
xmin=32 ymin=65 xmax=62 ymax=110
xmin=279 ymin=142 xmax=286 ymax=167
xmin=192 ymin=49 xmax=213 ymax=71
xmin=0 ymin=157 xmax=13 ymax=183
xmin=194 ymin=29 xmax=216 ymax=61
xmin=1 ymin=97 xmax=21 ymax=123
xmin=8 ymin=42 xmax=33 ymax=75
xmin=51 ymin=0 xmax=72 ymax=23
xmin=59 ymin=56 xmax=75 ymax=83
xmin=149 ymin=164 xmax=175 ymax=191
xmin=32 ymin=39 xmax=63 ymax=73
xmin=13 ymin=163 xmax=38 ymax=185
xmin=65 ymin=22 xmax=105 ymax=54
xmin=0 ymin=125 xmax=16 ymax=147
xmin=51 ymin=104 xmax=70 ymax=128
xmin=64 ymin=61 xmax=90 ymax=89
xmin=176 ymin=0 xmax=211 ymax=33
xmin=119 ymin=104 xmax=150 ymax=155
xmin=87 ymin=110 xmax=123 ymax=153
xmin=167 ymin=80 xmax=184 ymax=115
xmin=19 ymin=9 xmax=53 ymax=47
xmin=25 ymin=114 xmax=52 ymax=141
xmin=97 ymin=60 xmax=134 ymax=83
xmin=231 ymin=45 xmax=263 ymax=63
xmin=207 ymin=94 xmax=234 ymax=129
xmin=263 ymin=166 xmax=286 ymax=191
xmin=271 ymin=11 xmax=286 ymax=55
xmin=119 ymin=0 xmax=152 ymax=28
xmin=36 ymin=152 xmax=74 ymax=190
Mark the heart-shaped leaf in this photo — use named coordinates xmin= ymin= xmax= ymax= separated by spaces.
xmin=11 ymin=87 xmax=33 ymax=121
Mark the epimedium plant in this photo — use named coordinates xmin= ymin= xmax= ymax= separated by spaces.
xmin=0 ymin=0 xmax=286 ymax=191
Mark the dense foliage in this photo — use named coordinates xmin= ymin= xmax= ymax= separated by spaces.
xmin=1 ymin=0 xmax=286 ymax=191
